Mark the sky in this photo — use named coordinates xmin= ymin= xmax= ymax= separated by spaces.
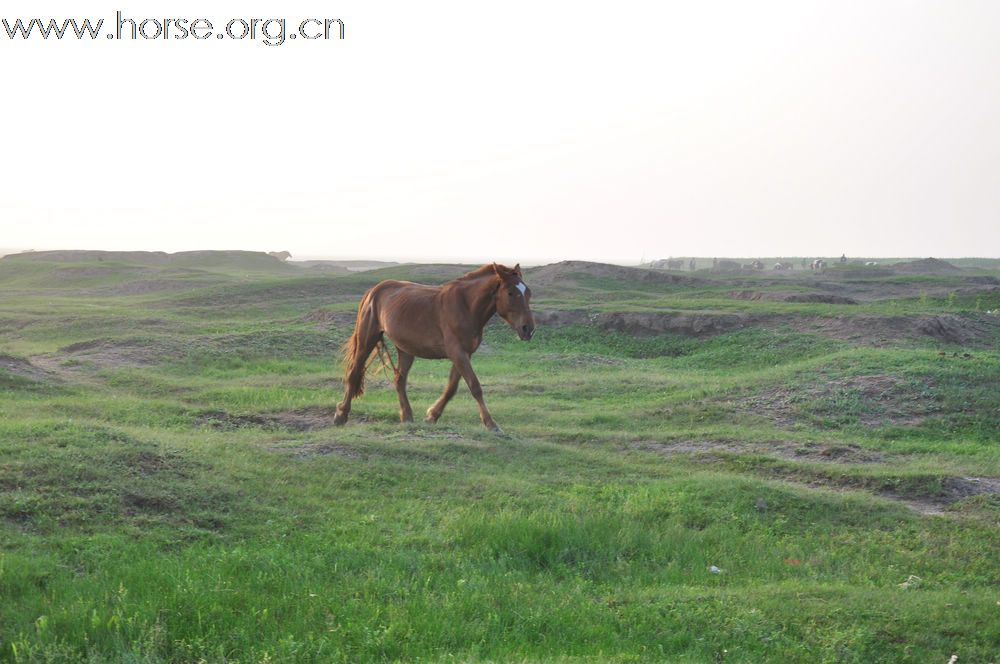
xmin=2 ymin=0 xmax=999 ymax=263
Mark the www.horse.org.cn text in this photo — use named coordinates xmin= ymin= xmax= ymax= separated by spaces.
xmin=2 ymin=12 xmax=346 ymax=47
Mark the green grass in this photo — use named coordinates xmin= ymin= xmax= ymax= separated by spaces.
xmin=0 ymin=254 xmax=998 ymax=662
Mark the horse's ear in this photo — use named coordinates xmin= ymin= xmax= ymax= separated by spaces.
xmin=514 ymin=263 xmax=522 ymax=277
xmin=492 ymin=262 xmax=502 ymax=278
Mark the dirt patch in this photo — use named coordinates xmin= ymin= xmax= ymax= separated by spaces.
xmin=122 ymin=491 xmax=178 ymax=515
xmin=728 ymin=374 xmax=938 ymax=428
xmin=268 ymin=407 xmax=342 ymax=431
xmin=770 ymin=313 xmax=998 ymax=346
xmin=197 ymin=406 xmax=342 ymax=432
xmin=635 ymin=439 xmax=884 ymax=464
xmin=0 ymin=354 xmax=54 ymax=382
xmin=535 ymin=308 xmax=997 ymax=344
xmin=791 ymin=443 xmax=885 ymax=463
xmin=636 ymin=441 xmax=997 ymax=515
xmin=890 ymin=477 xmax=1000 ymax=515
xmin=783 ymin=293 xmax=858 ymax=305
xmin=729 ymin=291 xmax=858 ymax=305
xmin=965 ymin=276 xmax=1000 ymax=286
xmin=196 ymin=411 xmax=273 ymax=430
xmin=729 ymin=290 xmax=771 ymax=301
xmin=891 ymin=257 xmax=962 ymax=274
xmin=55 ymin=338 xmax=178 ymax=368
xmin=273 ymin=441 xmax=362 ymax=459
xmin=533 ymin=309 xmax=751 ymax=337
xmin=599 ymin=312 xmax=751 ymax=337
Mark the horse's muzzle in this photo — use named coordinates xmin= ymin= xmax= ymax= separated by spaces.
xmin=519 ymin=324 xmax=535 ymax=341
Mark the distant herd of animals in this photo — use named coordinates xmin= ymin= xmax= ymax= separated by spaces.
xmin=649 ymin=255 xmax=879 ymax=273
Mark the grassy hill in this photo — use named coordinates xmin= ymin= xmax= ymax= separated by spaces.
xmin=0 ymin=256 xmax=998 ymax=662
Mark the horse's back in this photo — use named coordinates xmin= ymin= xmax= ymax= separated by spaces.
xmin=367 ymin=280 xmax=447 ymax=358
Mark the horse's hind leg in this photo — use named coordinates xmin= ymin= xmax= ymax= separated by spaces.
xmin=394 ymin=350 xmax=415 ymax=423
xmin=426 ymin=365 xmax=460 ymax=423
xmin=333 ymin=318 xmax=382 ymax=426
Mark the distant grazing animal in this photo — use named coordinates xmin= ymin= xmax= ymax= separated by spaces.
xmin=811 ymin=259 xmax=826 ymax=272
xmin=689 ymin=258 xmax=697 ymax=271
xmin=742 ymin=260 xmax=764 ymax=270
xmin=773 ymin=262 xmax=793 ymax=270
xmin=865 ymin=261 xmax=879 ymax=266
xmin=268 ymin=251 xmax=292 ymax=261
xmin=334 ymin=263 xmax=535 ymax=432
xmin=650 ymin=258 xmax=684 ymax=269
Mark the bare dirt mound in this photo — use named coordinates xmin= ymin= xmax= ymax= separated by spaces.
xmin=783 ymin=293 xmax=858 ymax=305
xmin=532 ymin=309 xmax=751 ymax=337
xmin=774 ymin=313 xmax=998 ymax=346
xmin=598 ymin=311 xmax=751 ymax=337
xmin=0 ymin=354 xmax=54 ymax=382
xmin=729 ymin=291 xmax=858 ymax=305
xmin=729 ymin=290 xmax=770 ymax=301
xmin=965 ymin=276 xmax=1000 ymax=286
xmin=635 ymin=441 xmax=998 ymax=515
xmin=891 ymin=258 xmax=962 ymax=274
xmin=526 ymin=261 xmax=701 ymax=289
xmin=272 ymin=441 xmax=362 ymax=459
xmin=57 ymin=338 xmax=174 ymax=368
xmin=197 ymin=407 xmax=342 ymax=432
xmin=883 ymin=477 xmax=1000 ymax=515
xmin=535 ymin=309 xmax=996 ymax=344
xmin=635 ymin=439 xmax=884 ymax=464
xmin=729 ymin=374 xmax=938 ymax=428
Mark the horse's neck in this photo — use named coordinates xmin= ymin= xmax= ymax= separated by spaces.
xmin=459 ymin=276 xmax=499 ymax=328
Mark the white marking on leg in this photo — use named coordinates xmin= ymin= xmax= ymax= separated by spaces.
xmin=515 ymin=282 xmax=526 ymax=295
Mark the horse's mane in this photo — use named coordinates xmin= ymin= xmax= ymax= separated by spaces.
xmin=455 ymin=264 xmax=498 ymax=281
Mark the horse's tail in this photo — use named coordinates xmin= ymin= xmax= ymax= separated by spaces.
xmin=340 ymin=290 xmax=396 ymax=398
xmin=341 ymin=291 xmax=374 ymax=397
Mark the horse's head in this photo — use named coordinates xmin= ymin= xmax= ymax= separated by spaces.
xmin=493 ymin=263 xmax=535 ymax=341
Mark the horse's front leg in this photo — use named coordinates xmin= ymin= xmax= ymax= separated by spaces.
xmin=450 ymin=350 xmax=501 ymax=432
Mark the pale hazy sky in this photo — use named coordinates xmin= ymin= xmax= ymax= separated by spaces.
xmin=3 ymin=0 xmax=999 ymax=263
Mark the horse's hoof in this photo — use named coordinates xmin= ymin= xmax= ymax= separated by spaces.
xmin=333 ymin=412 xmax=348 ymax=426
xmin=489 ymin=425 xmax=504 ymax=434
xmin=425 ymin=410 xmax=440 ymax=424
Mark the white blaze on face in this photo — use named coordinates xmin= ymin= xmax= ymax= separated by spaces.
xmin=515 ymin=282 xmax=527 ymax=295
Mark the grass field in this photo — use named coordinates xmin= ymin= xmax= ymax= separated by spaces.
xmin=1 ymin=251 xmax=998 ymax=663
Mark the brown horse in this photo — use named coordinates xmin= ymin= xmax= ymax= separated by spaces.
xmin=333 ymin=263 xmax=535 ymax=431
